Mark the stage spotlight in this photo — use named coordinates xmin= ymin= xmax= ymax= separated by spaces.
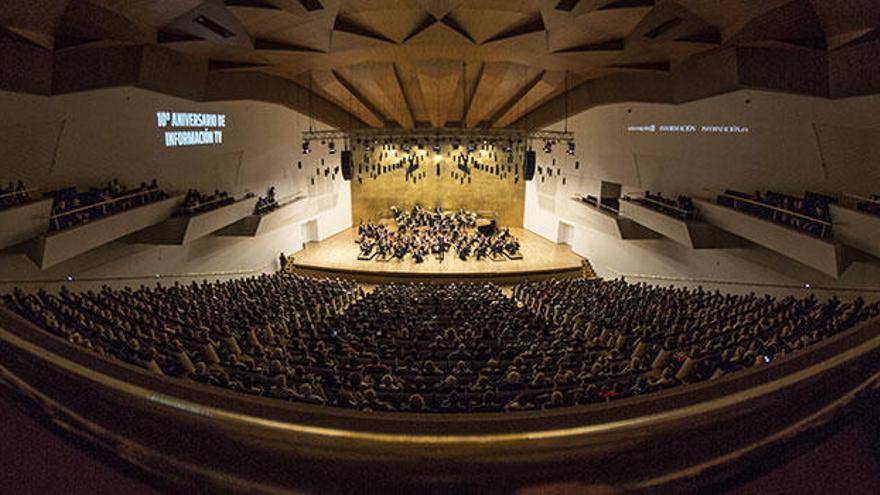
xmin=467 ymin=141 xmax=476 ymax=153
xmin=302 ymin=141 xmax=311 ymax=154
xmin=433 ymin=142 xmax=441 ymax=152
xmin=328 ymin=140 xmax=336 ymax=154
xmin=543 ymin=140 xmax=553 ymax=154
xmin=567 ymin=141 xmax=576 ymax=155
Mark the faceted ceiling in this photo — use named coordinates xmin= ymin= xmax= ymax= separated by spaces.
xmin=2 ymin=0 xmax=880 ymax=128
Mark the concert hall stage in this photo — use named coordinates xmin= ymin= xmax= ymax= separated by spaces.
xmin=289 ymin=228 xmax=585 ymax=284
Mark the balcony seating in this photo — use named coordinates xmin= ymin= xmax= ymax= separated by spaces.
xmin=829 ymin=194 xmax=880 ymax=260
xmin=130 ymin=196 xmax=258 ymax=245
xmin=0 ymin=198 xmax=53 ymax=250
xmin=216 ymin=194 xmax=309 ymax=237
xmin=569 ymin=195 xmax=661 ymax=240
xmin=695 ymin=198 xmax=850 ymax=277
xmin=23 ymin=194 xmax=183 ymax=269
xmin=620 ymin=196 xmax=743 ymax=249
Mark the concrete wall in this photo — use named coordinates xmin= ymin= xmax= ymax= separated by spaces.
xmin=526 ymin=89 xmax=880 ymax=299
xmin=0 ymin=86 xmax=351 ymax=288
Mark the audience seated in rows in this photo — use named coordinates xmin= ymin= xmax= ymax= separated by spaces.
xmin=47 ymin=179 xmax=167 ymax=232
xmin=356 ymin=205 xmax=521 ymax=263
xmin=576 ymin=194 xmax=619 ymax=214
xmin=255 ymin=187 xmax=279 ymax=215
xmin=856 ymin=194 xmax=880 ymax=217
xmin=5 ymin=276 xmax=878 ymax=414
xmin=177 ymin=189 xmax=234 ymax=217
xmin=718 ymin=190 xmax=833 ymax=238
xmin=631 ymin=191 xmax=695 ymax=220
xmin=0 ymin=180 xmax=32 ymax=210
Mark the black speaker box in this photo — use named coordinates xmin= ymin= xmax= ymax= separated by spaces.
xmin=523 ymin=150 xmax=536 ymax=181
xmin=341 ymin=150 xmax=353 ymax=180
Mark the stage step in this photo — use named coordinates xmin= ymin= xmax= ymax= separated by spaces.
xmin=569 ymin=198 xmax=661 ymax=240
xmin=216 ymin=196 xmax=308 ymax=237
xmin=23 ymin=195 xmax=184 ymax=270
xmin=694 ymin=199 xmax=851 ymax=278
xmin=619 ymin=200 xmax=744 ymax=249
xmin=129 ymin=197 xmax=259 ymax=245
xmin=0 ymin=199 xmax=53 ymax=250
xmin=829 ymin=204 xmax=880 ymax=260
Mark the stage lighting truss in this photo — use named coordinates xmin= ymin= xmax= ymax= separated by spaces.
xmin=301 ymin=128 xmax=574 ymax=152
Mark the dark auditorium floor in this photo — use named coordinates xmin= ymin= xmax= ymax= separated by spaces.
xmin=1 ymin=399 xmax=878 ymax=495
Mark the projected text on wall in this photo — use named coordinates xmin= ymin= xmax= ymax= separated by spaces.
xmin=627 ymin=124 xmax=750 ymax=134
xmin=156 ymin=111 xmax=226 ymax=147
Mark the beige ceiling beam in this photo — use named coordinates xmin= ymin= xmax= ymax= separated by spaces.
xmin=392 ymin=63 xmax=417 ymax=129
xmin=489 ymin=70 xmax=546 ymax=127
xmin=330 ymin=69 xmax=391 ymax=127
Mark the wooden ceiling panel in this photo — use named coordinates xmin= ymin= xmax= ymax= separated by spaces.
xmin=546 ymin=7 xmax=651 ymax=52
xmin=2 ymin=0 xmax=866 ymax=128
xmin=414 ymin=59 xmax=462 ymax=127
xmin=312 ymin=68 xmax=385 ymax=126
xmin=395 ymin=59 xmax=430 ymax=124
xmin=465 ymin=62 xmax=542 ymax=127
xmin=451 ymin=8 xmax=533 ymax=44
xmin=341 ymin=62 xmax=415 ymax=128
xmin=414 ymin=0 xmax=467 ymax=19
xmin=492 ymin=71 xmax=564 ymax=128
xmin=88 ymin=0 xmax=204 ymax=33
xmin=339 ymin=0 xmax=428 ymax=43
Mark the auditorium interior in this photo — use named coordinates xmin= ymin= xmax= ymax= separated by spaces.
xmin=3 ymin=1 xmax=880 ymax=494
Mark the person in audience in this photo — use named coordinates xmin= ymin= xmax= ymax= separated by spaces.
xmin=629 ymin=191 xmax=697 ymax=220
xmin=717 ymin=190 xmax=833 ymax=238
xmin=0 ymin=180 xmax=32 ymax=210
xmin=178 ymin=188 xmax=234 ymax=216
xmin=255 ymin=186 xmax=279 ymax=215
xmin=46 ymin=179 xmax=168 ymax=232
xmin=856 ymin=194 xmax=880 ymax=217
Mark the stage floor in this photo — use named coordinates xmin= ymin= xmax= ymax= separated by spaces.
xmin=290 ymin=228 xmax=584 ymax=284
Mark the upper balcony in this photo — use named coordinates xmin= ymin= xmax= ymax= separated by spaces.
xmin=828 ymin=194 xmax=880 ymax=261
xmin=619 ymin=196 xmax=744 ymax=249
xmin=23 ymin=194 xmax=183 ymax=270
xmin=130 ymin=196 xmax=259 ymax=245
xmin=0 ymin=195 xmax=53 ymax=250
xmin=569 ymin=195 xmax=661 ymax=240
xmin=694 ymin=196 xmax=850 ymax=278
xmin=216 ymin=194 xmax=309 ymax=237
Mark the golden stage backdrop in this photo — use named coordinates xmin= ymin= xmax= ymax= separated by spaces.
xmin=350 ymin=142 xmax=526 ymax=227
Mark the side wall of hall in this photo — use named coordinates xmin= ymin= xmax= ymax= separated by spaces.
xmin=525 ymin=89 xmax=880 ymax=299
xmin=0 ymin=87 xmax=351 ymax=288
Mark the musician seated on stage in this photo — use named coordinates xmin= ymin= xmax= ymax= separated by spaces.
xmin=356 ymin=205 xmax=521 ymax=262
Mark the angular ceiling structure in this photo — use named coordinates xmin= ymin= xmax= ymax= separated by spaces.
xmin=1 ymin=0 xmax=880 ymax=129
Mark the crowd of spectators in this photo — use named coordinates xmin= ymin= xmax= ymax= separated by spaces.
xmin=47 ymin=179 xmax=167 ymax=232
xmin=356 ymin=205 xmax=521 ymax=263
xmin=5 ymin=276 xmax=878 ymax=414
xmin=0 ymin=180 xmax=32 ymax=210
xmin=255 ymin=186 xmax=279 ymax=215
xmin=631 ymin=192 xmax=696 ymax=220
xmin=177 ymin=189 xmax=234 ymax=217
xmin=718 ymin=190 xmax=834 ymax=238
xmin=856 ymin=194 xmax=880 ymax=217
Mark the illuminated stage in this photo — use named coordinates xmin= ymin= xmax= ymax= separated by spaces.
xmin=290 ymin=227 xmax=585 ymax=284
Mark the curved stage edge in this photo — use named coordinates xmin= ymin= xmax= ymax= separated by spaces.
xmin=289 ymin=227 xmax=587 ymax=284
xmin=0 ymin=306 xmax=879 ymax=494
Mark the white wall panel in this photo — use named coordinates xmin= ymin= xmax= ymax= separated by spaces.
xmin=527 ymin=90 xmax=880 ymax=297
xmin=0 ymin=87 xmax=351 ymax=284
